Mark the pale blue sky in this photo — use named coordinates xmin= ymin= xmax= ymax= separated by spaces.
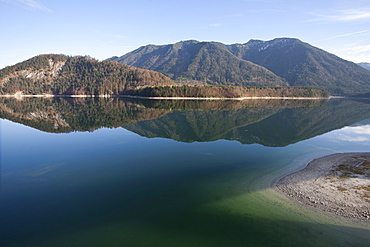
xmin=1 ymin=0 xmax=370 ymax=69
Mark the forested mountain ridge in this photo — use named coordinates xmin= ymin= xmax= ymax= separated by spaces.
xmin=229 ymin=38 xmax=370 ymax=95
xmin=109 ymin=40 xmax=287 ymax=87
xmin=0 ymin=53 xmax=328 ymax=98
xmin=110 ymin=38 xmax=370 ymax=96
xmin=0 ymin=54 xmax=175 ymax=95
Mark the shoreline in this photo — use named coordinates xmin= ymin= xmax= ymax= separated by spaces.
xmin=0 ymin=94 xmax=330 ymax=100
xmin=275 ymin=153 xmax=370 ymax=221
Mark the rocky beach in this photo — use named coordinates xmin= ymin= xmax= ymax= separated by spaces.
xmin=276 ymin=153 xmax=370 ymax=221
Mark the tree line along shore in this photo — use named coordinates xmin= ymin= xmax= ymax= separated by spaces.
xmin=0 ymin=85 xmax=330 ymax=99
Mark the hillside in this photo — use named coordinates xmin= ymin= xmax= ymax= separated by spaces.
xmin=0 ymin=54 xmax=328 ymax=98
xmin=0 ymin=54 xmax=174 ymax=95
xmin=110 ymin=40 xmax=287 ymax=87
xmin=110 ymin=38 xmax=370 ymax=96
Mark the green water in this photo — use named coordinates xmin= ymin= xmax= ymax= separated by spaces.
xmin=0 ymin=98 xmax=370 ymax=246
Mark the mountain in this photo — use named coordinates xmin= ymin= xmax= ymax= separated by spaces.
xmin=0 ymin=54 xmax=174 ymax=95
xmin=358 ymin=62 xmax=370 ymax=71
xmin=229 ymin=38 xmax=370 ymax=96
xmin=109 ymin=40 xmax=287 ymax=87
xmin=110 ymin=38 xmax=370 ymax=96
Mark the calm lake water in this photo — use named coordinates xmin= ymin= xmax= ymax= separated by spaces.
xmin=1 ymin=97 xmax=370 ymax=246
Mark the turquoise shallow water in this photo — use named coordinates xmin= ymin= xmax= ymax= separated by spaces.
xmin=1 ymin=98 xmax=370 ymax=246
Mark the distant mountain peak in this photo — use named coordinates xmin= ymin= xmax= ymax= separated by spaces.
xmin=244 ymin=39 xmax=264 ymax=44
xmin=358 ymin=62 xmax=370 ymax=71
xmin=246 ymin=37 xmax=299 ymax=43
xmin=244 ymin=38 xmax=300 ymax=49
xmin=271 ymin=37 xmax=300 ymax=42
xmin=178 ymin=40 xmax=200 ymax=44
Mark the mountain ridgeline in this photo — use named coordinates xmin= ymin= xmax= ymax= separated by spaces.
xmin=110 ymin=40 xmax=287 ymax=87
xmin=2 ymin=38 xmax=369 ymax=97
xmin=0 ymin=53 xmax=328 ymax=98
xmin=110 ymin=38 xmax=370 ymax=96
xmin=0 ymin=54 xmax=174 ymax=95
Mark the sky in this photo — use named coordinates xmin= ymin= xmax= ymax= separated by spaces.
xmin=1 ymin=0 xmax=370 ymax=69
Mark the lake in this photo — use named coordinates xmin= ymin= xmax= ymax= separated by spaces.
xmin=1 ymin=97 xmax=370 ymax=246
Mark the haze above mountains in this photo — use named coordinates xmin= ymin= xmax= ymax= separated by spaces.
xmin=110 ymin=38 xmax=370 ymax=96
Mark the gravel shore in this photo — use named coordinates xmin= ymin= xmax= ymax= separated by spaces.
xmin=276 ymin=153 xmax=370 ymax=221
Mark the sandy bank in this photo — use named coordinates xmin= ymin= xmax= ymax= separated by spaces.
xmin=276 ymin=153 xmax=370 ymax=221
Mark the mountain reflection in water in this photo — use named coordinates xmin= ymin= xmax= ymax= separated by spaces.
xmin=1 ymin=97 xmax=370 ymax=147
